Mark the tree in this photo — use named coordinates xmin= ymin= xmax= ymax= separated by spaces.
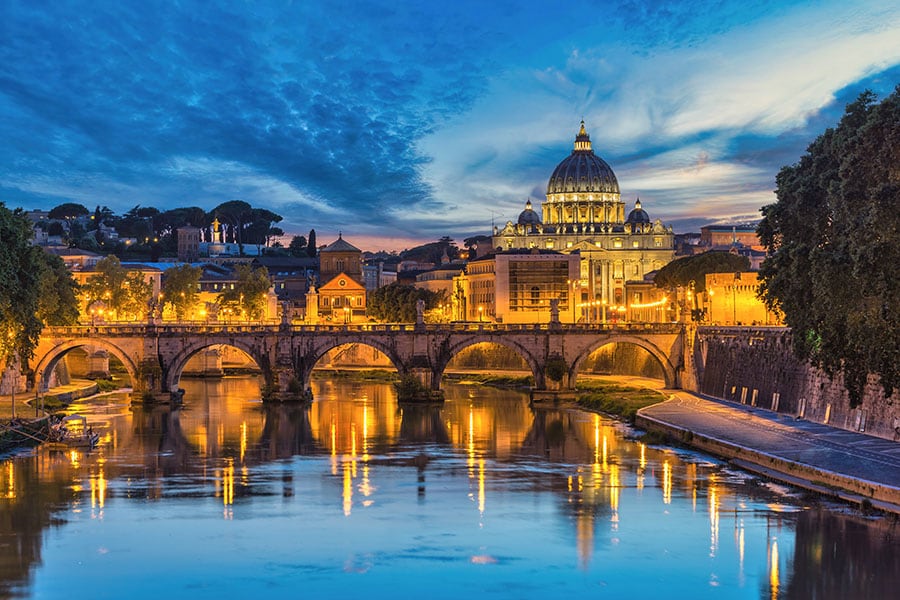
xmin=36 ymin=253 xmax=81 ymax=326
xmin=288 ymin=235 xmax=308 ymax=257
xmin=0 ymin=204 xmax=48 ymax=371
xmin=306 ymin=229 xmax=317 ymax=257
xmin=367 ymin=282 xmax=445 ymax=322
xmin=654 ymin=252 xmax=750 ymax=294
xmin=81 ymin=256 xmax=153 ymax=321
xmin=758 ymin=87 xmax=900 ymax=407
xmin=162 ymin=264 xmax=202 ymax=320
xmin=211 ymin=200 xmax=252 ymax=254
xmin=48 ymin=202 xmax=89 ymax=220
xmin=217 ymin=264 xmax=271 ymax=321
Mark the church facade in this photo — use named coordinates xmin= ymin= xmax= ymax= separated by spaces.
xmin=492 ymin=122 xmax=674 ymax=315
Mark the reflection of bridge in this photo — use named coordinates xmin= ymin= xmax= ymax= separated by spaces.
xmin=31 ymin=323 xmax=690 ymax=401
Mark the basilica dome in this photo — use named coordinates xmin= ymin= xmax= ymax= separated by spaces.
xmin=546 ymin=121 xmax=619 ymax=196
xmin=517 ymin=199 xmax=541 ymax=226
xmin=625 ymin=199 xmax=650 ymax=225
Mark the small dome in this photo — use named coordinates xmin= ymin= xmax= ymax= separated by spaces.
xmin=517 ymin=199 xmax=542 ymax=226
xmin=625 ymin=199 xmax=650 ymax=225
xmin=547 ymin=121 xmax=619 ymax=196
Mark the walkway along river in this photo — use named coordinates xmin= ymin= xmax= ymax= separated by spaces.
xmin=0 ymin=376 xmax=897 ymax=599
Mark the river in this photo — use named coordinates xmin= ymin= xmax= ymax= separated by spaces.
xmin=0 ymin=376 xmax=896 ymax=599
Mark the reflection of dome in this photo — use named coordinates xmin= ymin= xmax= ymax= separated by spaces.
xmin=517 ymin=199 xmax=542 ymax=226
xmin=547 ymin=121 xmax=619 ymax=195
xmin=625 ymin=199 xmax=650 ymax=225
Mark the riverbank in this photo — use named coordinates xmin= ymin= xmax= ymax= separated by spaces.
xmin=637 ymin=392 xmax=900 ymax=515
xmin=0 ymin=379 xmax=103 ymax=420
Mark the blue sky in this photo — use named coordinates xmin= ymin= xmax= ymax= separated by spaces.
xmin=2 ymin=1 xmax=899 ymax=250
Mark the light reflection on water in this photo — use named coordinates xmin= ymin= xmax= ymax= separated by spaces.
xmin=0 ymin=376 xmax=897 ymax=599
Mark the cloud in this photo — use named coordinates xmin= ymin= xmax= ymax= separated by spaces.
xmin=0 ymin=0 xmax=898 ymax=246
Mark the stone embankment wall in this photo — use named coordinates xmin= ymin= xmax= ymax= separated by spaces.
xmin=694 ymin=328 xmax=900 ymax=441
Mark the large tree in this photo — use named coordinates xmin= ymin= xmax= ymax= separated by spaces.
xmin=0 ymin=205 xmax=50 ymax=371
xmin=217 ymin=265 xmax=271 ymax=321
xmin=758 ymin=87 xmax=900 ymax=406
xmin=654 ymin=251 xmax=750 ymax=294
xmin=367 ymin=283 xmax=445 ymax=323
xmin=48 ymin=202 xmax=89 ymax=220
xmin=161 ymin=264 xmax=202 ymax=320
xmin=81 ymin=256 xmax=153 ymax=321
xmin=36 ymin=253 xmax=81 ymax=327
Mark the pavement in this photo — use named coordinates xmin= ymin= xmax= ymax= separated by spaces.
xmin=637 ymin=390 xmax=900 ymax=512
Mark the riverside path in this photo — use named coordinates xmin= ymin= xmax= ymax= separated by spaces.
xmin=636 ymin=391 xmax=900 ymax=513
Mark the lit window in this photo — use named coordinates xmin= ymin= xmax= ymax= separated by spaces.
xmin=613 ymin=239 xmax=623 ymax=248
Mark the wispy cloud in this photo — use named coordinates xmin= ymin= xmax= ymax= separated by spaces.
xmin=0 ymin=0 xmax=898 ymax=250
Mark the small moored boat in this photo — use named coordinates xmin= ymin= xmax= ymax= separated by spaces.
xmin=47 ymin=415 xmax=99 ymax=450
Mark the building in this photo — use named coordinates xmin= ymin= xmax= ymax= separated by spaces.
xmin=704 ymin=271 xmax=782 ymax=326
xmin=176 ymin=226 xmax=201 ymax=262
xmin=363 ymin=261 xmax=397 ymax=291
xmin=315 ymin=234 xmax=367 ymax=323
xmin=319 ymin=233 xmax=363 ymax=285
xmin=454 ymin=249 xmax=580 ymax=323
xmin=699 ymin=225 xmax=761 ymax=250
xmin=492 ymin=122 xmax=675 ymax=310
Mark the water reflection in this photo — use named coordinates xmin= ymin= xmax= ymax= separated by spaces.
xmin=0 ymin=377 xmax=897 ymax=598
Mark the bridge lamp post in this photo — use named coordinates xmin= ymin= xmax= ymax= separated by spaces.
xmin=478 ymin=305 xmax=484 ymax=322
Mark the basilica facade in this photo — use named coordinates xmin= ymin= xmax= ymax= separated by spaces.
xmin=492 ymin=122 xmax=674 ymax=313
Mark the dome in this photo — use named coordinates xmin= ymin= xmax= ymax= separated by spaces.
xmin=547 ymin=121 xmax=619 ymax=195
xmin=517 ymin=199 xmax=542 ymax=226
xmin=625 ymin=199 xmax=650 ymax=225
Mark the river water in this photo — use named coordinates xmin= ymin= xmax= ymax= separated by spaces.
xmin=1 ymin=377 xmax=896 ymax=599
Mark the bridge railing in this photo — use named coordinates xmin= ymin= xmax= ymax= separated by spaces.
xmin=45 ymin=321 xmax=688 ymax=336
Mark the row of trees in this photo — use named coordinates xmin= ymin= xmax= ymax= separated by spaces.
xmin=83 ymin=258 xmax=273 ymax=322
xmin=39 ymin=199 xmax=292 ymax=259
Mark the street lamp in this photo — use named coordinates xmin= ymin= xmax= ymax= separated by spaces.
xmin=478 ymin=305 xmax=484 ymax=322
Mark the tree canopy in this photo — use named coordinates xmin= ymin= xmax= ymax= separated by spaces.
xmin=162 ymin=264 xmax=202 ymax=320
xmin=758 ymin=87 xmax=900 ymax=406
xmin=0 ymin=205 xmax=53 ymax=369
xmin=654 ymin=251 xmax=750 ymax=294
xmin=48 ymin=202 xmax=89 ymax=220
xmin=81 ymin=256 xmax=153 ymax=321
xmin=217 ymin=265 xmax=271 ymax=320
xmin=367 ymin=283 xmax=445 ymax=323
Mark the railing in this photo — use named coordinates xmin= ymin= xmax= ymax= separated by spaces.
xmin=46 ymin=321 xmax=689 ymax=337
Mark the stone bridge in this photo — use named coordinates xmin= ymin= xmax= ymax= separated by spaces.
xmin=29 ymin=322 xmax=690 ymax=402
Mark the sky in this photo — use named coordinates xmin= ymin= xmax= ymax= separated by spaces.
xmin=2 ymin=1 xmax=899 ymax=251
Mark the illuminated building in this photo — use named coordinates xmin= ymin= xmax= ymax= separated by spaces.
xmin=704 ymin=271 xmax=782 ymax=326
xmin=454 ymin=249 xmax=580 ymax=323
xmin=492 ymin=122 xmax=675 ymax=314
xmin=316 ymin=234 xmax=366 ymax=323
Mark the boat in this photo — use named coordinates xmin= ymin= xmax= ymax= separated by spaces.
xmin=47 ymin=415 xmax=99 ymax=450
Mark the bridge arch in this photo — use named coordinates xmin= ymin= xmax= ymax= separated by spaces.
xmin=299 ymin=337 xmax=406 ymax=389
xmin=33 ymin=338 xmax=139 ymax=392
xmin=570 ymin=335 xmax=677 ymax=388
xmin=164 ymin=340 xmax=270 ymax=394
xmin=435 ymin=335 xmax=543 ymax=389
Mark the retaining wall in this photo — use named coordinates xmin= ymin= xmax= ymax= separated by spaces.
xmin=695 ymin=328 xmax=900 ymax=441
